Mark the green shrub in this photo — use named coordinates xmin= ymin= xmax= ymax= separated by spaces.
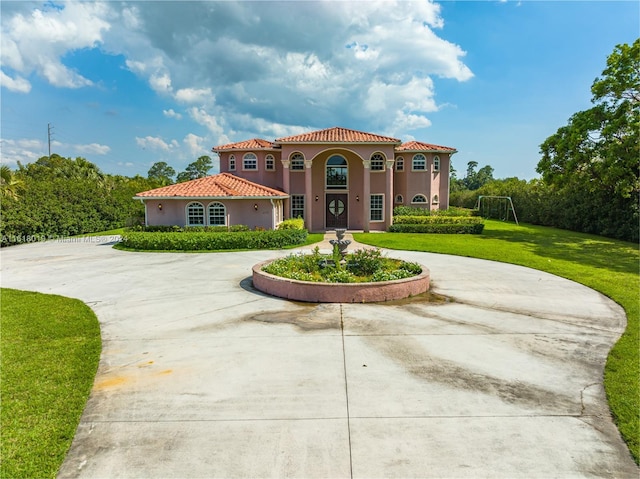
xmin=277 ymin=218 xmax=305 ymax=230
xmin=388 ymin=223 xmax=485 ymax=234
xmin=399 ymin=261 xmax=423 ymax=274
xmin=346 ymin=248 xmax=384 ymax=275
xmin=392 ymin=206 xmax=477 ymax=217
xmin=127 ymin=225 xmax=250 ymax=233
xmin=393 ymin=216 xmax=485 ymax=225
xmin=120 ymin=229 xmax=307 ymax=251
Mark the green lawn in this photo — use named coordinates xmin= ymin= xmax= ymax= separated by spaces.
xmin=354 ymin=220 xmax=639 ymax=463
xmin=0 ymin=289 xmax=102 ymax=479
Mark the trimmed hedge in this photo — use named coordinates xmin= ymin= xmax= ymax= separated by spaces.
xmin=127 ymin=225 xmax=250 ymax=233
xmin=120 ymin=229 xmax=308 ymax=251
xmin=393 ymin=206 xmax=478 ymax=217
xmin=388 ymin=223 xmax=485 ymax=234
xmin=393 ymin=215 xmax=485 ymax=225
xmin=277 ymin=218 xmax=305 ymax=230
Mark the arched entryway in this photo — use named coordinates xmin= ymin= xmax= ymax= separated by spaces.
xmin=325 ymin=155 xmax=348 ymax=229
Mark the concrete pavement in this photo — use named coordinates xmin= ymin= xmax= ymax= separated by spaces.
xmin=1 ymin=235 xmax=637 ymax=478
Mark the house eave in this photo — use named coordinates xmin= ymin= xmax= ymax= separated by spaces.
xmin=134 ymin=195 xmax=289 ymax=201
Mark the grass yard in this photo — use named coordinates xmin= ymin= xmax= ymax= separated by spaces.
xmin=0 ymin=289 xmax=101 ymax=479
xmin=354 ymin=220 xmax=639 ymax=464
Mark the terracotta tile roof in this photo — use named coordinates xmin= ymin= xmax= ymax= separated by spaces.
xmin=276 ymin=126 xmax=401 ymax=144
xmin=212 ymin=138 xmax=277 ymax=151
xmin=396 ymin=141 xmax=457 ymax=153
xmin=135 ymin=173 xmax=288 ymax=199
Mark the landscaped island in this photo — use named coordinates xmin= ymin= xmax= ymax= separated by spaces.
xmin=253 ymin=246 xmax=430 ymax=303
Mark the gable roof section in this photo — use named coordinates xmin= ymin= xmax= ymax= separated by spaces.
xmin=396 ymin=141 xmax=457 ymax=153
xmin=135 ymin=173 xmax=288 ymax=199
xmin=276 ymin=126 xmax=401 ymax=144
xmin=212 ymin=138 xmax=277 ymax=152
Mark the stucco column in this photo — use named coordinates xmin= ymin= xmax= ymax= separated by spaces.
xmin=385 ymin=159 xmax=395 ymax=228
xmin=304 ymin=159 xmax=313 ymax=230
xmin=362 ymin=159 xmax=371 ymax=233
xmin=281 ymin=159 xmax=290 ymax=218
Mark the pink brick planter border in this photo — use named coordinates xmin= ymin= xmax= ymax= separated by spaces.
xmin=252 ymin=259 xmax=430 ymax=303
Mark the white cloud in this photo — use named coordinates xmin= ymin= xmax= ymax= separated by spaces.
xmin=0 ymin=70 xmax=31 ymax=93
xmin=135 ymin=136 xmax=177 ymax=151
xmin=175 ymin=87 xmax=213 ymax=104
xmin=163 ymin=109 xmax=182 ymax=120
xmin=1 ymin=1 xmax=111 ymax=88
xmin=74 ymin=143 xmax=111 ymax=155
xmin=183 ymin=133 xmax=206 ymax=156
xmin=0 ymin=138 xmax=46 ymax=166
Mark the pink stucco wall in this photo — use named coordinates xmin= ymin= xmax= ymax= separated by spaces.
xmin=144 ymin=198 xmax=280 ymax=230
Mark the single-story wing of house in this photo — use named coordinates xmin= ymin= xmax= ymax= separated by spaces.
xmin=135 ymin=126 xmax=456 ymax=232
xmin=135 ymin=172 xmax=288 ymax=230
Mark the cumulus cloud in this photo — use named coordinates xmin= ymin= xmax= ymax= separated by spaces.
xmin=2 ymin=0 xmax=473 ymax=144
xmin=74 ymin=143 xmax=111 ymax=155
xmin=0 ymin=70 xmax=31 ymax=93
xmin=1 ymin=1 xmax=111 ymax=88
xmin=163 ymin=108 xmax=182 ymax=119
xmin=135 ymin=136 xmax=178 ymax=151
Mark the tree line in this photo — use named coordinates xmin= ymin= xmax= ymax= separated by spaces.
xmin=1 ymin=40 xmax=637 ymax=244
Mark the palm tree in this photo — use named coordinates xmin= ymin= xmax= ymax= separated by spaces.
xmin=0 ymin=165 xmax=25 ymax=201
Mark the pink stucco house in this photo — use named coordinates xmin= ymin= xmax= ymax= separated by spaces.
xmin=136 ymin=126 xmax=456 ymax=232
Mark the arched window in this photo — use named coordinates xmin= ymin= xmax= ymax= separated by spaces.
xmin=290 ymin=153 xmax=305 ymax=170
xmin=432 ymin=195 xmax=439 ymax=205
xmin=433 ymin=156 xmax=440 ymax=172
xmin=186 ymin=202 xmax=205 ymax=226
xmin=326 ymin=155 xmax=348 ymax=189
xmin=395 ymin=157 xmax=404 ymax=171
xmin=265 ymin=154 xmax=275 ymax=171
xmin=208 ymin=202 xmax=226 ymax=226
xmin=395 ymin=194 xmax=404 ymax=204
xmin=243 ymin=153 xmax=257 ymax=170
xmin=370 ymin=153 xmax=385 ymax=171
xmin=229 ymin=155 xmax=236 ymax=171
xmin=412 ymin=154 xmax=426 ymax=171
xmin=411 ymin=194 xmax=427 ymax=204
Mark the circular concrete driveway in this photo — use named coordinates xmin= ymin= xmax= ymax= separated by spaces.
xmin=1 ymin=238 xmax=637 ymax=478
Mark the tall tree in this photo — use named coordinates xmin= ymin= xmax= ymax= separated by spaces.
xmin=0 ymin=165 xmax=24 ymax=201
xmin=147 ymin=161 xmax=176 ymax=185
xmin=176 ymin=155 xmax=213 ymax=183
xmin=537 ymin=39 xmax=639 ymax=241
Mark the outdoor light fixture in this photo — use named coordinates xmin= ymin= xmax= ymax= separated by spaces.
xmin=315 ymin=195 xmax=319 ymax=202
xmin=356 ymin=195 xmax=360 ymax=202
xmin=158 ymin=203 xmax=163 ymax=210
xmin=254 ymin=203 xmax=258 ymax=211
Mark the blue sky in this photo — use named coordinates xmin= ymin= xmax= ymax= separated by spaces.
xmin=1 ymin=1 xmax=638 ymax=180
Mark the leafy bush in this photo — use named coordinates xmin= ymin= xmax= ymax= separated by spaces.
xmin=346 ymin=248 xmax=384 ymax=275
xmin=389 ymin=223 xmax=485 ymax=234
xmin=393 ymin=206 xmax=477 ymax=217
xmin=120 ymin=229 xmax=307 ymax=251
xmin=399 ymin=261 xmax=423 ymax=274
xmin=393 ymin=215 xmax=484 ymax=225
xmin=277 ymin=218 xmax=305 ymax=230
xmin=127 ymin=225 xmax=250 ymax=233
xmin=371 ymin=269 xmax=414 ymax=282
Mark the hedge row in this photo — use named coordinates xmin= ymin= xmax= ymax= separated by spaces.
xmin=388 ymin=223 xmax=485 ymax=234
xmin=392 ymin=206 xmax=478 ymax=217
xmin=128 ymin=225 xmax=250 ymax=233
xmin=120 ymin=229 xmax=308 ymax=251
xmin=393 ymin=215 xmax=485 ymax=225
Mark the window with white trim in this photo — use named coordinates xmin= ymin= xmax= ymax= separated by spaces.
xmin=412 ymin=154 xmax=426 ymax=171
xmin=370 ymin=153 xmax=385 ymax=171
xmin=243 ymin=153 xmax=257 ymax=170
xmin=186 ymin=202 xmax=205 ymax=226
xmin=411 ymin=194 xmax=427 ymax=204
xmin=208 ymin=202 xmax=226 ymax=226
xmin=265 ymin=154 xmax=275 ymax=171
xmin=370 ymin=194 xmax=384 ymax=221
xmin=291 ymin=195 xmax=305 ymax=219
xmin=229 ymin=155 xmax=236 ymax=171
xmin=290 ymin=153 xmax=304 ymax=170
xmin=433 ymin=156 xmax=440 ymax=172
xmin=395 ymin=157 xmax=404 ymax=171
xmin=432 ymin=195 xmax=439 ymax=205
xmin=395 ymin=194 xmax=404 ymax=204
